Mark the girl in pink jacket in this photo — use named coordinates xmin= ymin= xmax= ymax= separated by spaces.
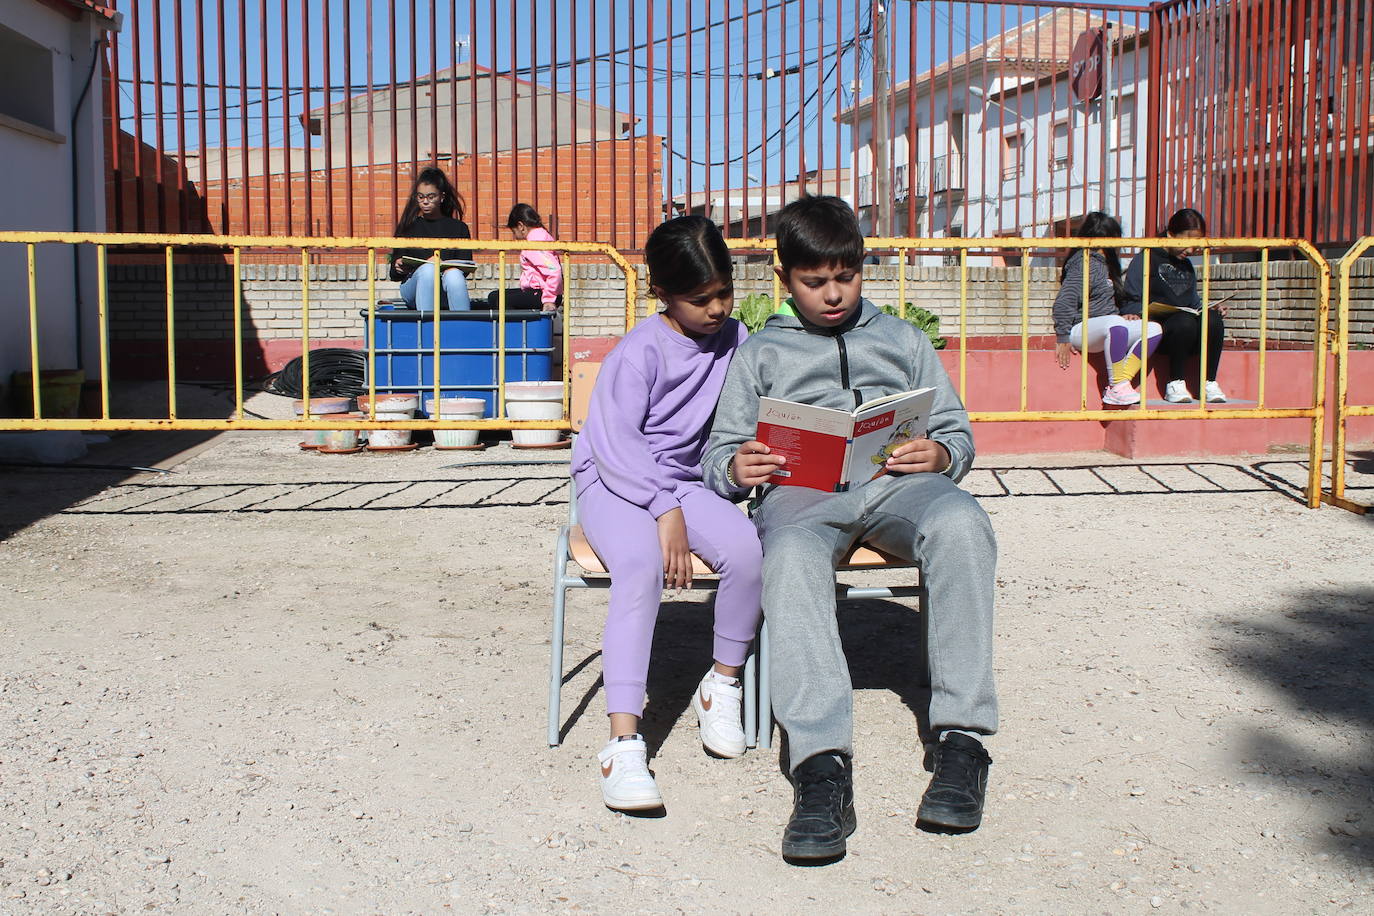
xmin=486 ymin=203 xmax=563 ymax=311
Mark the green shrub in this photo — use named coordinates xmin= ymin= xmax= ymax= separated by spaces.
xmin=735 ymin=293 xmax=778 ymax=334
xmin=880 ymin=303 xmax=947 ymax=350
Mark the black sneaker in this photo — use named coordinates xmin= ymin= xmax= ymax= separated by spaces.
xmin=917 ymin=732 xmax=992 ymax=831
xmin=781 ymin=753 xmax=857 ymax=860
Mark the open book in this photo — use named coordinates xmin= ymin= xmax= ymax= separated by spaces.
xmin=398 ymin=255 xmax=477 ymax=273
xmin=1144 ymin=291 xmax=1236 ymax=317
xmin=755 ymin=387 xmax=937 ymax=492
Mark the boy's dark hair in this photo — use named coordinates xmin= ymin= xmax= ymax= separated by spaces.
xmin=644 ymin=214 xmax=732 ymax=296
xmin=506 ymin=202 xmax=545 ymax=230
xmin=774 ymin=194 xmax=865 ymax=272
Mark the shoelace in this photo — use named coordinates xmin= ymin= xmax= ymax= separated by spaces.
xmin=795 ymin=768 xmax=846 ymax=809
xmin=931 ymin=743 xmax=990 ymax=789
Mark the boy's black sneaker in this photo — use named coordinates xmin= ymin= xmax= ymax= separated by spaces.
xmin=916 ymin=732 xmax=992 ymax=831
xmin=781 ymin=752 xmax=857 ymax=860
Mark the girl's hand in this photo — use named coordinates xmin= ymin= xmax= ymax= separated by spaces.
xmin=885 ymin=437 xmax=950 ymax=475
xmin=1216 ymin=302 xmax=1230 ymax=317
xmin=392 ymin=258 xmax=406 ymax=273
xmin=1055 ymin=342 xmax=1074 ymax=370
xmin=657 ymin=508 xmax=693 ymax=589
xmin=731 ymin=441 xmax=786 ymax=487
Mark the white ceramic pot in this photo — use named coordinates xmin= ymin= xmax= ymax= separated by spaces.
xmin=504 ymin=381 xmax=565 ymax=445
xmin=366 ymin=409 xmax=415 ymax=448
xmin=425 ymin=397 xmax=486 ymax=448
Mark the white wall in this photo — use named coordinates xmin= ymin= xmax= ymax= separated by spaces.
xmin=0 ymin=1 xmax=110 ymax=410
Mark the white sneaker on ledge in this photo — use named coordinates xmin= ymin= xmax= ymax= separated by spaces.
xmin=597 ymin=736 xmax=663 ymax=811
xmin=692 ymin=670 xmax=747 ymax=758
xmin=1164 ymin=380 xmax=1193 ymax=403
xmin=1204 ymin=381 xmax=1228 ymax=403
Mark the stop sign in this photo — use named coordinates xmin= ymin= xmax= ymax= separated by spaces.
xmin=1070 ymin=28 xmax=1105 ymax=101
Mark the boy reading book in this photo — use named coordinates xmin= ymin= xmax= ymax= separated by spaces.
xmin=702 ymin=195 xmax=998 ymax=862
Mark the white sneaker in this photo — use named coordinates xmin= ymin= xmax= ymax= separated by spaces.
xmin=691 ymin=670 xmax=747 ymax=758
xmin=597 ymin=737 xmax=663 ymax=811
xmin=1164 ymin=380 xmax=1193 ymax=403
xmin=1204 ymin=381 xmax=1227 ymax=403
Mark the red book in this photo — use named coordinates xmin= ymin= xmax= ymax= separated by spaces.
xmin=755 ymin=387 xmax=937 ymax=492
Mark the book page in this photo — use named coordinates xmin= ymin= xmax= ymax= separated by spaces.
xmin=755 ymin=398 xmax=853 ymax=492
xmin=842 ymin=387 xmax=936 ymax=487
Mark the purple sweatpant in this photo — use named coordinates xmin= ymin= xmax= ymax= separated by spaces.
xmin=576 ymin=478 xmax=763 ymax=717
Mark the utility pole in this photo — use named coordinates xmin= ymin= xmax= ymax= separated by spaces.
xmin=872 ymin=0 xmax=891 ymax=237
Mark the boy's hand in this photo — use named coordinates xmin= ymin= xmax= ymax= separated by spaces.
xmin=885 ymin=437 xmax=950 ymax=475
xmin=731 ymin=441 xmax=786 ymax=487
xmin=657 ymin=508 xmax=693 ymax=589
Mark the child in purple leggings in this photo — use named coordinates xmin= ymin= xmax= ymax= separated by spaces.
xmin=571 ymin=215 xmax=763 ymax=812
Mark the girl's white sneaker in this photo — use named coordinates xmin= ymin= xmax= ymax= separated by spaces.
xmin=692 ymin=670 xmax=747 ymax=758
xmin=597 ymin=737 xmax=663 ymax=811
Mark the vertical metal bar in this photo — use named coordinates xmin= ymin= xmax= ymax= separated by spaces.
xmin=1337 ymin=0 xmax=1357 ymax=244
xmin=1080 ymin=242 xmax=1090 ymax=410
xmin=450 ymin=0 xmax=460 ymax=205
xmin=130 ymin=0 xmax=146 ymax=231
xmin=174 ymin=0 xmax=188 ymax=229
xmin=279 ymin=0 xmax=293 ymax=233
xmin=469 ymin=0 xmax=479 ymax=237
xmin=961 ymin=0 xmax=970 ymax=238
xmin=1199 ymin=245 xmax=1210 ymax=407
xmin=367 ymin=0 xmax=377 ymax=235
xmin=430 ymin=0 xmax=439 ymax=174
xmin=1144 ymin=3 xmax=1161 ymax=236
xmin=238 ymin=0 xmax=250 ymax=233
xmin=703 ymin=1 xmax=710 ymax=238
xmin=561 ymin=252 xmax=571 ymax=418
xmin=108 ymin=4 xmax=124 ymax=230
xmin=344 ymin=0 xmax=355 ymax=236
xmin=1354 ymin=0 xmax=1374 ymax=244
xmin=301 ymin=248 xmax=311 ymax=415
xmin=152 ymin=0 xmax=167 ymax=231
xmin=1237 ymin=0 xmax=1254 ymax=238
xmin=498 ymin=251 xmax=508 ymax=418
xmin=645 ymin=1 xmax=654 ymax=235
xmin=26 ymin=244 xmax=40 ymax=419
xmin=410 ymin=0 xmax=420 ymax=173
xmin=571 ymin=0 xmax=580 ymax=239
xmin=97 ymin=244 xmax=109 ymax=419
xmin=192 ymin=0 xmax=206 ymax=230
xmin=322 ymin=0 xmax=335 ymax=236
xmin=1300 ymin=2 xmax=1319 ymax=241
xmin=1030 ymin=4 xmax=1041 ymax=237
xmin=392 ymin=0 xmax=401 ymax=227
xmin=303 ymin=0 xmax=315 ymax=234
xmin=798 ymin=0 xmax=806 ymax=199
xmin=367 ymin=247 xmax=377 ymax=415
xmin=958 ymin=247 xmax=967 ymax=401
xmin=926 ymin=0 xmax=935 ymax=236
xmin=629 ymin=1 xmax=637 ymax=247
xmin=742 ymin=0 xmax=750 ymax=234
xmin=1306 ymin=251 xmax=1332 ymax=508
xmin=1318 ymin=0 xmax=1337 ymax=245
xmin=534 ymin=0 xmax=542 ymax=217
xmin=1139 ymin=247 xmax=1151 ymax=390
xmin=685 ymin=0 xmax=693 ymax=235
xmin=510 ymin=0 xmax=519 ymax=205
xmin=1251 ymin=0 xmax=1272 ymax=237
xmin=233 ymin=247 xmax=244 ymax=420
xmin=898 ymin=242 xmax=906 ymax=318
xmin=165 ymin=246 xmax=177 ymax=419
xmin=432 ymin=251 xmax=441 ymax=410
xmin=1258 ymin=247 xmax=1268 ymax=409
xmin=258 ymin=0 xmax=270 ymax=233
xmin=1020 ymin=249 xmax=1029 ymax=412
xmin=840 ymin=0 xmax=847 ymax=212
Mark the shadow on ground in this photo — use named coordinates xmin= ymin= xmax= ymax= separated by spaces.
xmin=1218 ymin=587 xmax=1374 ymax=865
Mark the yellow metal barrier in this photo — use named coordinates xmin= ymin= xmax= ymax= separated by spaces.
xmin=0 ymin=231 xmax=635 ymax=434
xmin=726 ymin=235 xmax=1331 ymax=507
xmin=1325 ymin=236 xmax=1374 ymax=514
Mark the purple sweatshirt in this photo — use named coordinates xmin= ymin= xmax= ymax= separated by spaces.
xmin=572 ymin=314 xmax=747 ymax=518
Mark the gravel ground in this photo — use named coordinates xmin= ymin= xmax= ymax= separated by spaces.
xmin=1 ymin=402 xmax=1371 ymax=914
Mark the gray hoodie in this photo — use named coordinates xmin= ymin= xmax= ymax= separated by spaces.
xmin=702 ymin=298 xmax=976 ymax=500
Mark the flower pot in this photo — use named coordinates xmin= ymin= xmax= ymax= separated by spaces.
xmin=366 ymin=409 xmax=415 ymax=449
xmin=292 ymin=396 xmax=354 ymax=416
xmin=319 ymin=412 xmax=366 ymax=453
xmin=505 ymin=381 xmax=565 ymax=446
xmin=355 ymin=393 xmax=420 ymax=414
xmin=425 ymin=397 xmax=486 ymax=449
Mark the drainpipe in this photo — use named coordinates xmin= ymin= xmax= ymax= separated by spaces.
xmin=70 ymin=36 xmax=104 ymax=374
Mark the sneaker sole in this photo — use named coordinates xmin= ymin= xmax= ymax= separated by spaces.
xmin=916 ymin=802 xmax=982 ymax=831
xmin=691 ymin=693 xmax=746 ymax=759
xmin=601 ymin=791 xmax=664 ymax=812
xmin=781 ymin=807 xmax=857 ymax=860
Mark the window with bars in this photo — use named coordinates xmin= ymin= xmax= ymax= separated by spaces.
xmin=1113 ymin=91 xmax=1137 ymax=150
xmin=1001 ymin=132 xmax=1024 ymax=180
xmin=1052 ymin=120 xmax=1071 ymax=171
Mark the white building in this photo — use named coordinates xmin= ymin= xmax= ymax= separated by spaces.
xmin=0 ymin=0 xmax=120 ymax=410
xmin=838 ymin=9 xmax=1148 ymax=266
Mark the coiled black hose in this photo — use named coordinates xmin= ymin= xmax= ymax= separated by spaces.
xmin=261 ymin=348 xmax=367 ymax=398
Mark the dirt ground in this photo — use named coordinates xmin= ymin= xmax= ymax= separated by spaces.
xmin=1 ymin=401 xmax=1372 ymax=914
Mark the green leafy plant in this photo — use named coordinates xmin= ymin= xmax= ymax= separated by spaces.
xmin=880 ymin=303 xmax=947 ymax=349
xmin=735 ymin=293 xmax=779 ymax=334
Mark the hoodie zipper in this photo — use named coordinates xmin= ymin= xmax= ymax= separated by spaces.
xmin=835 ymin=333 xmax=862 ymax=408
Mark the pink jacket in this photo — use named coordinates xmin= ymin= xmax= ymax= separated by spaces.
xmin=520 ymin=227 xmax=563 ymax=306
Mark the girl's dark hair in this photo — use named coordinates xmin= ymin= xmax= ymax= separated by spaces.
xmin=395 ymin=166 xmax=464 ymax=234
xmin=644 ymin=215 xmax=732 ymax=297
xmin=1063 ymin=211 xmax=1124 ymax=302
xmin=506 ymin=202 xmax=545 ymax=230
xmin=1164 ymin=207 xmax=1207 ymax=237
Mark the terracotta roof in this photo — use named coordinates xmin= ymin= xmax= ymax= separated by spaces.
xmin=45 ymin=0 xmax=119 ymax=22
xmin=838 ymin=8 xmax=1139 ymax=121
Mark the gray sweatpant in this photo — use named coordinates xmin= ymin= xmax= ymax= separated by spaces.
xmin=753 ymin=471 xmax=998 ymax=771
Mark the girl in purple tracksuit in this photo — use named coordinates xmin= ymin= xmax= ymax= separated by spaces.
xmin=571 ymin=215 xmax=762 ymax=812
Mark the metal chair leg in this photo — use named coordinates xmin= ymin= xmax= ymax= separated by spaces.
xmin=547 ymin=527 xmax=571 ymax=747
xmin=743 ymin=645 xmax=757 ymax=749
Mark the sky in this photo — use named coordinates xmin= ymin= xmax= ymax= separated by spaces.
xmin=111 ymin=0 xmax=1155 ymax=196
